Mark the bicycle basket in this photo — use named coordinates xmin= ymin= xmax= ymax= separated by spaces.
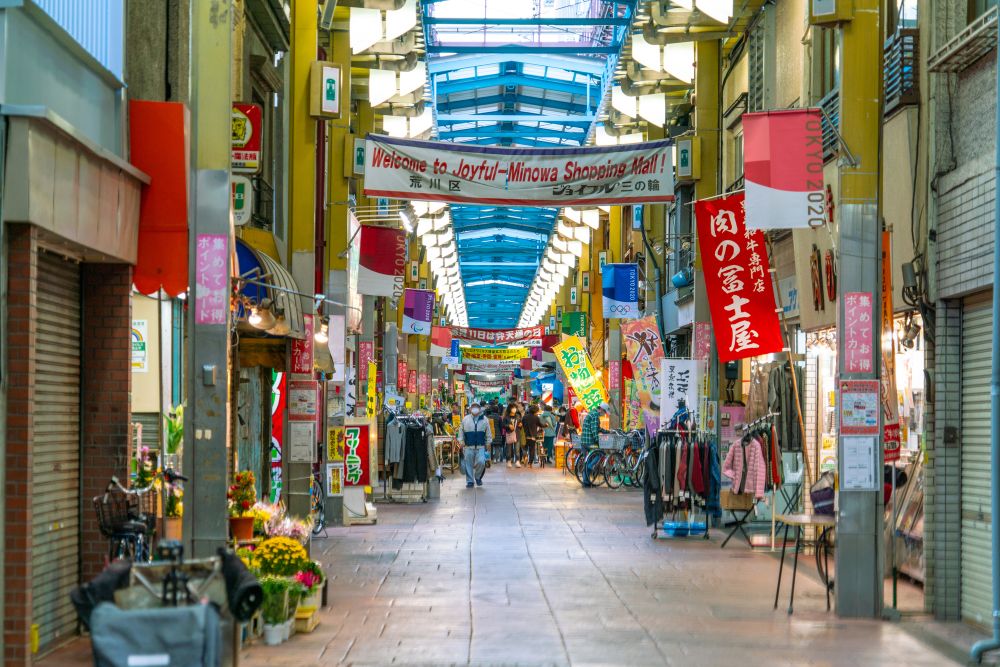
xmin=93 ymin=491 xmax=139 ymax=538
xmin=132 ymin=487 xmax=158 ymax=532
xmin=598 ymin=433 xmax=628 ymax=450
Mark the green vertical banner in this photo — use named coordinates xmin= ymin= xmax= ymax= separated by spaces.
xmin=561 ymin=311 xmax=587 ymax=338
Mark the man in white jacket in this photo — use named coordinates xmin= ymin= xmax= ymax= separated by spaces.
xmin=458 ymin=403 xmax=493 ymax=488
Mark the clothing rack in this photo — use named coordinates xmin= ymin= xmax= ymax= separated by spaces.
xmin=382 ymin=412 xmax=431 ymax=504
xmin=727 ymin=411 xmax=791 ymax=550
xmin=651 ymin=422 xmax=717 ymax=541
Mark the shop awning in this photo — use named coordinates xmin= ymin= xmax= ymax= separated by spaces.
xmin=128 ymin=101 xmax=189 ymax=296
xmin=236 ymin=239 xmax=306 ymax=340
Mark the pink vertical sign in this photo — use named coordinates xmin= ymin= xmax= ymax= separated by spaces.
xmin=291 ymin=314 xmax=314 ymax=376
xmin=194 ymin=234 xmax=228 ymax=325
xmin=358 ymin=341 xmax=374 ymax=381
xmin=608 ymin=360 xmax=621 ymax=391
xmin=694 ymin=321 xmax=712 ymax=362
xmin=844 ymin=292 xmax=874 ymax=373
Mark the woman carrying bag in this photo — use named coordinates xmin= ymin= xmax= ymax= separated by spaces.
xmin=503 ymin=404 xmax=522 ymax=468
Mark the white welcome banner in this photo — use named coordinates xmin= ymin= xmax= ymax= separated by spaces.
xmin=364 ymin=135 xmax=675 ymax=207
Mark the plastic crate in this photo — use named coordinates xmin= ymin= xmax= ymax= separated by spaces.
xmin=661 ymin=521 xmax=707 ymax=537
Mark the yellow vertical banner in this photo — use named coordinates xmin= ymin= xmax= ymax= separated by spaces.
xmin=553 ymin=335 xmax=609 ymax=410
xmin=366 ymin=361 xmax=377 ymax=418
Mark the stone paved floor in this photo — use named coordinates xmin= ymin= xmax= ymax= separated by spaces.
xmin=238 ymin=464 xmax=957 ymax=667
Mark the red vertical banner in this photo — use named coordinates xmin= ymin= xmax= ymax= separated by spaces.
xmin=408 ymin=370 xmax=417 ymax=394
xmin=269 ymin=370 xmax=286 ymax=504
xmin=291 ymin=315 xmax=315 ymax=376
xmin=397 ymin=361 xmax=407 ymax=390
xmin=844 ymin=292 xmax=875 ymax=374
xmin=358 ymin=341 xmax=374 ymax=381
xmin=344 ymin=423 xmax=371 ymax=487
xmin=695 ymin=193 xmax=784 ymax=362
xmin=608 ymin=360 xmax=621 ymax=391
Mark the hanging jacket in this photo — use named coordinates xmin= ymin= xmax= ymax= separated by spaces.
xmin=705 ymin=441 xmax=722 ymax=518
xmin=643 ymin=442 xmax=663 ymax=526
xmin=769 ymin=424 xmax=783 ymax=487
xmin=722 ymin=436 xmax=768 ymax=499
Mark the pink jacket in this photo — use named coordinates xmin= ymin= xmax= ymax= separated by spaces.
xmin=722 ymin=437 xmax=767 ymax=499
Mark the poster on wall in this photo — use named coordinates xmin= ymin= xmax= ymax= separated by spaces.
xmin=344 ymin=423 xmax=371 ymax=487
xmin=131 ymin=320 xmax=148 ymax=372
xmin=327 ymin=426 xmax=345 ymax=462
xmin=602 ymin=264 xmax=640 ymax=319
xmin=844 ymin=292 xmax=874 ymax=374
xmin=364 ymin=134 xmax=675 ymax=207
xmin=695 ymin=193 xmax=784 ymax=362
xmin=326 ymin=463 xmax=344 ymax=496
xmin=289 ymin=380 xmax=318 ymax=419
xmin=289 ymin=421 xmax=315 ymax=463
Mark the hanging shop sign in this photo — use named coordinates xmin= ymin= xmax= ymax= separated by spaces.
xmin=408 ymin=370 xmax=417 ymax=394
xmin=402 ymin=288 xmax=434 ymax=335
xmin=344 ymin=423 xmax=371 ymax=487
xmin=363 ymin=134 xmax=675 ymax=207
xmin=881 ymin=231 xmax=901 ymax=462
xmin=290 ymin=314 xmax=315 ymax=376
xmin=553 ymin=335 xmax=608 ymax=410
xmin=695 ymin=193 xmax=784 ymax=363
xmin=608 ymin=360 xmax=621 ymax=392
xmin=462 ymin=359 xmax=523 ymax=370
xmin=620 ymin=316 xmax=665 ymax=412
xmin=194 ymin=234 xmax=228 ymax=326
xmin=310 ymin=61 xmax=341 ymax=118
xmin=602 ymin=263 xmax=640 ymax=319
xmin=358 ymin=341 xmax=374 ymax=380
xmin=693 ymin=321 xmax=712 ymax=362
xmin=231 ymin=175 xmax=253 ymax=226
xmin=327 ymin=426 xmax=345 ymax=462
xmin=450 ymin=325 xmax=544 ymax=347
xmin=561 ymin=312 xmax=587 ymax=338
xmin=659 ymin=358 xmax=701 ymax=422
xmin=231 ymin=103 xmax=262 ymax=173
xmin=743 ymin=108 xmax=825 ymax=230
xmin=844 ymin=292 xmax=875 ymax=374
xmin=418 ymin=373 xmax=429 ymax=396
xmin=430 ymin=326 xmax=453 ymax=357
xmin=358 ymin=225 xmax=407 ymax=301
xmin=131 ymin=319 xmax=148 ymax=372
xmin=397 ymin=360 xmax=407 ymax=390
xmin=460 ymin=347 xmax=529 ymax=361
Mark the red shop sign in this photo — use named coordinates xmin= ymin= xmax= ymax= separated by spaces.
xmin=344 ymin=423 xmax=371 ymax=487
xmin=695 ymin=193 xmax=783 ymax=363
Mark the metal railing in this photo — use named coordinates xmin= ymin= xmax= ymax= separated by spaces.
xmin=884 ymin=28 xmax=919 ymax=116
xmin=819 ymin=88 xmax=840 ymax=161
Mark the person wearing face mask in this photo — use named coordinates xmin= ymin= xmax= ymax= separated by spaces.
xmin=458 ymin=403 xmax=492 ymax=488
xmin=503 ymin=403 xmax=522 ymax=468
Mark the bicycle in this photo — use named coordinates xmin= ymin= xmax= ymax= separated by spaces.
xmin=94 ymin=468 xmax=187 ymax=562
xmin=310 ymin=464 xmax=326 ymax=536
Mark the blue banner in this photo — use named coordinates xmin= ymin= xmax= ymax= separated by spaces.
xmin=602 ymin=263 xmax=640 ymax=319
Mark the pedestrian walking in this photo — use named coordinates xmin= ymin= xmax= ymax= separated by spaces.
xmin=539 ymin=404 xmax=559 ymax=465
xmin=458 ymin=402 xmax=492 ymax=488
xmin=503 ymin=403 xmax=522 ymax=468
xmin=522 ymin=405 xmax=544 ymax=467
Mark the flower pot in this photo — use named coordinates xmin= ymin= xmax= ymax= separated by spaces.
xmin=164 ymin=517 xmax=182 ymax=541
xmin=296 ymin=589 xmax=321 ymax=617
xmin=282 ymin=619 xmax=292 ymax=641
xmin=229 ymin=516 xmax=254 ymax=541
xmin=263 ymin=623 xmax=283 ymax=646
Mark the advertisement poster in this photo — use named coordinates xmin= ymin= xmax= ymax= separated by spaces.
xmin=358 ymin=341 xmax=374 ymax=381
xmin=231 ymin=103 xmax=263 ymax=173
xmin=344 ymin=423 xmax=371 ymax=487
xmin=289 ymin=380 xmax=318 ymax=419
xmin=608 ymin=360 xmax=621 ymax=391
xmin=364 ymin=134 xmax=675 ymax=207
xmin=840 ymin=379 xmax=880 ymax=435
xmin=194 ymin=234 xmax=228 ymax=326
xmin=695 ymin=193 xmax=784 ymax=362
xmin=131 ymin=319 xmax=148 ymax=372
xmin=844 ymin=292 xmax=875 ymax=374
xmin=553 ymin=335 xmax=608 ymax=410
xmin=290 ymin=314 xmax=314 ymax=376
xmin=327 ymin=426 xmax=345 ymax=462
xmin=366 ymin=362 xmax=378 ymax=418
xmin=461 ymin=347 xmax=529 ymax=361
xmin=326 ymin=463 xmax=344 ymax=496
xmin=289 ymin=421 xmax=315 ymax=463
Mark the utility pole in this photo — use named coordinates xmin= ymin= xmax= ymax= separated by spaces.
xmin=183 ymin=0 xmax=233 ymax=559
xmin=834 ymin=0 xmax=884 ymax=617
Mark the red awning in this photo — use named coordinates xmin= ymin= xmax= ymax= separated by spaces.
xmin=128 ymin=100 xmax=190 ymax=296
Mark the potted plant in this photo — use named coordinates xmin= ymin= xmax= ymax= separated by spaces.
xmin=259 ymin=576 xmax=289 ymax=645
xmin=228 ymin=470 xmax=257 ymax=541
xmin=294 ymin=561 xmax=325 ymax=614
xmin=163 ymin=404 xmax=184 ymax=470
xmin=164 ymin=486 xmax=183 ymax=540
xmin=254 ymin=536 xmax=309 ymax=577
xmin=285 ymin=580 xmax=307 ymax=639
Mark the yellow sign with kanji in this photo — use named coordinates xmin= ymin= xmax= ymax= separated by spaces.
xmin=366 ymin=362 xmax=377 ymax=418
xmin=327 ymin=426 xmax=345 ymax=462
xmin=553 ymin=335 xmax=608 ymax=410
xmin=460 ymin=346 xmax=529 ymax=361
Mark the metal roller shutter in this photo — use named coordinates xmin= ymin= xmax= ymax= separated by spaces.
xmin=32 ymin=252 xmax=82 ymax=653
xmin=132 ymin=412 xmax=162 ymax=451
xmin=962 ymin=301 xmax=992 ymax=625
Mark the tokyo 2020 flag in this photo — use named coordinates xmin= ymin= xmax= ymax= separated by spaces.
xmin=743 ymin=109 xmax=825 ymax=230
xmin=358 ymin=225 xmax=407 ymax=297
xmin=430 ymin=326 xmax=452 ymax=357
xmin=602 ymin=264 xmax=640 ymax=319
xmin=402 ymin=288 xmax=434 ymax=335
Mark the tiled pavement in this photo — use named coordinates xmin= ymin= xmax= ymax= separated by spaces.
xmin=241 ymin=464 xmax=957 ymax=667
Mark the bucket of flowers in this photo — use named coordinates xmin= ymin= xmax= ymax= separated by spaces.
xmin=227 ymin=471 xmax=257 ymax=541
xmin=293 ymin=560 xmax=325 ymax=632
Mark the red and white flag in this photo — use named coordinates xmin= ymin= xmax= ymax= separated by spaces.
xmin=430 ymin=326 xmax=452 ymax=358
xmin=743 ymin=109 xmax=825 ymax=230
xmin=695 ymin=193 xmax=784 ymax=363
xmin=357 ymin=225 xmax=407 ymax=298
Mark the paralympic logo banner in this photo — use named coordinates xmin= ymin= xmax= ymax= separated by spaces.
xmin=743 ymin=109 xmax=825 ymax=230
xmin=363 ymin=134 xmax=675 ymax=207
xmin=695 ymin=193 xmax=784 ymax=363
xmin=358 ymin=225 xmax=407 ymax=300
xmin=402 ymin=288 xmax=434 ymax=335
xmin=553 ymin=335 xmax=608 ymax=411
xmin=602 ymin=263 xmax=640 ymax=319
xmin=450 ymin=325 xmax=544 ymax=347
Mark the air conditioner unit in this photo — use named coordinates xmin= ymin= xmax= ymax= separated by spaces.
xmin=810 ymin=0 xmax=853 ymax=25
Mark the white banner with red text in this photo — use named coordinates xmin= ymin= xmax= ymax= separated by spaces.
xmin=450 ymin=326 xmax=544 ymax=347
xmin=363 ymin=135 xmax=675 ymax=207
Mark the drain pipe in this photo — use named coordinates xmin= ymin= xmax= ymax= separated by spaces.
xmin=971 ymin=23 xmax=1000 ymax=665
